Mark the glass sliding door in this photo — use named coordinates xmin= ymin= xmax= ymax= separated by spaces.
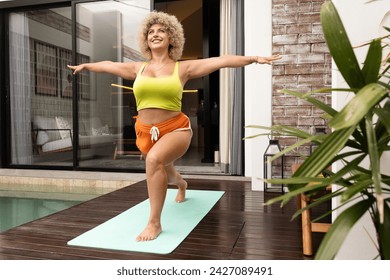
xmin=9 ymin=7 xmax=74 ymax=167
xmin=75 ymin=0 xmax=150 ymax=170
xmin=6 ymin=0 xmax=223 ymax=174
xmin=8 ymin=1 xmax=150 ymax=170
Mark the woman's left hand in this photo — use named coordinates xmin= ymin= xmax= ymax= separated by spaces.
xmin=255 ymin=54 xmax=282 ymax=65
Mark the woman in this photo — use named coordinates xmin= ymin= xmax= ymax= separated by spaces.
xmin=68 ymin=11 xmax=281 ymax=242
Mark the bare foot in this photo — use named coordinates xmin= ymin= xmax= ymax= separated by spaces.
xmin=136 ymin=223 xmax=162 ymax=242
xmin=173 ymin=179 xmax=187 ymax=203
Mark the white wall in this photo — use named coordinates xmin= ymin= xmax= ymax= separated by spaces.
xmin=244 ymin=0 xmax=273 ymax=191
xmin=331 ymin=0 xmax=390 ymax=260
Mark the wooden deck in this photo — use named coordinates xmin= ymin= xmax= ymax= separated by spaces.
xmin=0 ymin=178 xmax=326 ymax=260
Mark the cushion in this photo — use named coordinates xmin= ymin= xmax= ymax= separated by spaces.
xmin=36 ymin=131 xmax=50 ymax=145
xmin=82 ymin=117 xmax=103 ymax=136
xmin=92 ymin=124 xmax=110 ymax=136
xmin=41 ymin=137 xmax=72 ymax=153
xmin=91 ymin=117 xmax=103 ymax=130
xmin=33 ymin=116 xmax=62 ymax=141
xmin=55 ymin=116 xmax=72 ymax=139
xmin=78 ymin=122 xmax=88 ymax=136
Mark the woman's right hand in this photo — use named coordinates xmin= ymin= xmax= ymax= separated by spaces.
xmin=67 ymin=64 xmax=84 ymax=75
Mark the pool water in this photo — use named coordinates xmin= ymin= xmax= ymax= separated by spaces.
xmin=0 ymin=191 xmax=97 ymax=233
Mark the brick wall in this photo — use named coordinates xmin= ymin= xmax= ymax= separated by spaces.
xmin=272 ymin=0 xmax=332 ymax=175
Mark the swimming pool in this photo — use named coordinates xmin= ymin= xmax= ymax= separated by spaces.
xmin=0 ymin=190 xmax=98 ymax=233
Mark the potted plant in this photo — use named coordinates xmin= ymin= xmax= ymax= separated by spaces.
xmin=247 ymin=0 xmax=390 ymax=259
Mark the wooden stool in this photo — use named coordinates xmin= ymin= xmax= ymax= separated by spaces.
xmin=292 ymin=164 xmax=332 ymax=256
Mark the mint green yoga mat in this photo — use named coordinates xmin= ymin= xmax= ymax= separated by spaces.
xmin=68 ymin=189 xmax=224 ymax=254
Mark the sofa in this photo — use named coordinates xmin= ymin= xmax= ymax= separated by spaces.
xmin=32 ymin=115 xmax=121 ymax=154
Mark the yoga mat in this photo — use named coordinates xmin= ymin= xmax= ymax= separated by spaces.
xmin=67 ymin=189 xmax=224 ymax=254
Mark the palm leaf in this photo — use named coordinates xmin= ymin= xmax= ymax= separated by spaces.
xmin=320 ymin=0 xmax=365 ymax=89
xmin=268 ymin=136 xmax=314 ymax=162
xmin=328 ymin=83 xmax=387 ymax=130
xmin=365 ymin=113 xmax=384 ymax=223
xmin=378 ymin=200 xmax=390 ymax=259
xmin=315 ymin=198 xmax=374 ymax=259
xmin=274 ymin=153 xmax=366 ymax=207
xmin=265 ymin=178 xmax=334 ymax=207
xmin=341 ymin=179 xmax=372 ymax=202
xmin=245 ymin=124 xmax=311 ymax=139
xmin=281 ymin=89 xmax=338 ymax=116
xmin=374 ymin=101 xmax=390 ymax=136
xmin=362 ymin=39 xmax=382 ymax=83
xmin=289 ymin=127 xmax=355 ymax=192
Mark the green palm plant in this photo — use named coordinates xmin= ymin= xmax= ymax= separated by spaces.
xmin=247 ymin=0 xmax=390 ymax=259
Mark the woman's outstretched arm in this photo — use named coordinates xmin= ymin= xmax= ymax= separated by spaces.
xmin=68 ymin=61 xmax=142 ymax=80
xmin=180 ymin=54 xmax=281 ymax=82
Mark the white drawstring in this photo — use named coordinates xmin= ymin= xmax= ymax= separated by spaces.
xmin=150 ymin=126 xmax=160 ymax=142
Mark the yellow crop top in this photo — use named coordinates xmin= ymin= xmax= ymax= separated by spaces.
xmin=133 ymin=61 xmax=183 ymax=111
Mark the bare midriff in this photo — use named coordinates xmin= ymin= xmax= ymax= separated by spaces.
xmin=137 ymin=108 xmax=181 ymax=125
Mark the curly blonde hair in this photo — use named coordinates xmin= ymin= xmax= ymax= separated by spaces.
xmin=138 ymin=11 xmax=185 ymax=61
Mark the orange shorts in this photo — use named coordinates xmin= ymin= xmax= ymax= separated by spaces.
xmin=134 ymin=112 xmax=192 ymax=154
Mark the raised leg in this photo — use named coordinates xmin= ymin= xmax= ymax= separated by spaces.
xmin=136 ymin=130 xmax=191 ymax=242
xmin=166 ymin=163 xmax=187 ymax=203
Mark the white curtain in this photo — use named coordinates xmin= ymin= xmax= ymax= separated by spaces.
xmin=220 ymin=0 xmax=244 ymax=175
xmin=9 ymin=12 xmax=33 ymax=164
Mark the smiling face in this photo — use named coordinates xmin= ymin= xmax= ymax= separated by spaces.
xmin=139 ymin=11 xmax=185 ymax=61
xmin=147 ymin=24 xmax=170 ymax=52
